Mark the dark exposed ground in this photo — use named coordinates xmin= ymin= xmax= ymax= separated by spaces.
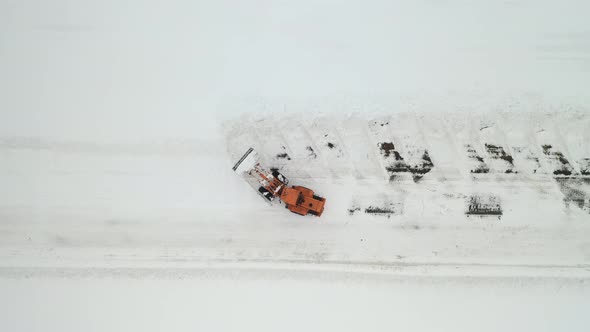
xmin=542 ymin=145 xmax=575 ymax=176
xmin=378 ymin=142 xmax=434 ymax=182
xmin=555 ymin=178 xmax=590 ymax=212
xmin=465 ymin=195 xmax=503 ymax=217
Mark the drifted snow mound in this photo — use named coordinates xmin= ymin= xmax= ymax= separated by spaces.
xmin=224 ymin=111 xmax=590 ymax=221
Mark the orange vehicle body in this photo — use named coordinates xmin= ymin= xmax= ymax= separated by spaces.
xmin=280 ymin=186 xmax=326 ymax=216
xmin=254 ymin=167 xmax=326 ymax=217
xmin=233 ymin=148 xmax=326 ymax=217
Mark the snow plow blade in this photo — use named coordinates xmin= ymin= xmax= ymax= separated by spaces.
xmin=232 ymin=147 xmax=257 ymax=174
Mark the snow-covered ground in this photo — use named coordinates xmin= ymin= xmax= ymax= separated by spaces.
xmin=2 ymin=0 xmax=590 ymax=331
xmin=2 ymin=110 xmax=589 ymax=273
xmin=2 ymin=110 xmax=590 ymax=331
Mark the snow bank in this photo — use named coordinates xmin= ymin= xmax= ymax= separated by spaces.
xmin=225 ymin=111 xmax=590 ymax=223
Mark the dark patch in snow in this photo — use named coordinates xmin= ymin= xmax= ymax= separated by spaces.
xmin=386 ymin=165 xmax=409 ymax=173
xmin=276 ymin=152 xmax=291 ymax=160
xmin=417 ymin=150 xmax=434 ymax=174
xmin=466 ymin=144 xmax=490 ymax=174
xmin=348 ymin=206 xmax=361 ymax=215
xmin=380 ymin=143 xmax=434 ymax=181
xmin=378 ymin=142 xmax=409 ymax=162
xmin=306 ymin=146 xmax=317 ymax=159
xmin=384 ymin=160 xmax=434 ymax=179
xmin=485 ymin=144 xmax=514 ymax=166
xmin=578 ymin=158 xmax=590 ymax=175
xmin=349 ymin=201 xmax=402 ymax=218
xmin=541 ymin=144 xmax=575 ymax=176
xmin=465 ymin=195 xmax=502 ymax=218
xmin=484 ymin=143 xmax=516 ymax=174
xmin=422 ymin=150 xmax=433 ymax=164
xmin=372 ymin=120 xmax=390 ymax=127
xmin=555 ymin=178 xmax=590 ymax=213
xmin=412 ymin=175 xmax=423 ymax=183
xmin=378 ymin=142 xmax=396 ymax=158
xmin=365 ymin=204 xmax=398 ymax=218
xmin=395 ymin=162 xmax=435 ymax=176
xmin=323 ymin=140 xmax=344 ymax=158
xmin=275 ymin=146 xmax=292 ymax=160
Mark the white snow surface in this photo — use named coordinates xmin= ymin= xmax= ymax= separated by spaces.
xmin=2 ymin=110 xmax=590 ymax=332
xmin=3 ymin=0 xmax=590 ymax=331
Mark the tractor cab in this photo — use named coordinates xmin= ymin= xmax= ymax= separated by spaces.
xmin=280 ymin=186 xmax=326 ymax=217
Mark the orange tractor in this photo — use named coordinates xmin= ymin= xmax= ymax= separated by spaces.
xmin=232 ymin=148 xmax=326 ymax=217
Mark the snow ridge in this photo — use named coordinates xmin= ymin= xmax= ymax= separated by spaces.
xmin=226 ymin=111 xmax=590 ymax=219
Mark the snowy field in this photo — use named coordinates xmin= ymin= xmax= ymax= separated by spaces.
xmin=3 ymin=111 xmax=590 ymax=276
xmin=2 ymin=110 xmax=590 ymax=331
xmin=2 ymin=1 xmax=590 ymax=331
xmin=2 ymin=276 xmax=589 ymax=332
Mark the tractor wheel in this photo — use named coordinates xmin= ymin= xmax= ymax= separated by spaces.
xmin=272 ymin=170 xmax=288 ymax=184
xmin=258 ymin=186 xmax=273 ymax=201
